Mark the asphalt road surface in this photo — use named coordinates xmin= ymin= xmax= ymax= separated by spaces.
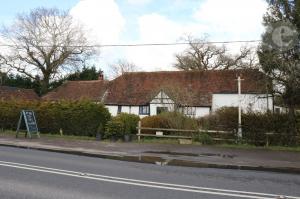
xmin=0 ymin=146 xmax=300 ymax=199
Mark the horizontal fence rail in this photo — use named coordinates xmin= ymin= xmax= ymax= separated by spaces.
xmin=136 ymin=121 xmax=233 ymax=142
xmin=136 ymin=121 xmax=300 ymax=145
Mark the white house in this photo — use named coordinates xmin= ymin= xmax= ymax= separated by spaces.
xmin=43 ymin=69 xmax=273 ymax=118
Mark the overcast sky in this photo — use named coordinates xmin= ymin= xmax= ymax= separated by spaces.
xmin=0 ymin=0 xmax=268 ymax=75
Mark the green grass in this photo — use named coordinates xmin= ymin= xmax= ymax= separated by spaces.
xmin=2 ymin=130 xmax=300 ymax=152
xmin=1 ymin=130 xmax=96 ymax=141
xmin=135 ymin=138 xmax=180 ymax=145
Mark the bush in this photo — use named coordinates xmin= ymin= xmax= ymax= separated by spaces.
xmin=104 ymin=113 xmax=140 ymax=139
xmin=199 ymin=107 xmax=238 ymax=131
xmin=141 ymin=111 xmax=198 ymax=135
xmin=242 ymin=112 xmax=292 ymax=146
xmin=0 ymin=100 xmax=111 ymax=137
xmin=193 ymin=132 xmax=213 ymax=145
xmin=199 ymin=107 xmax=297 ymax=146
xmin=160 ymin=111 xmax=198 ymax=130
xmin=114 ymin=113 xmax=140 ymax=135
xmin=104 ymin=120 xmax=123 ymax=139
xmin=141 ymin=115 xmax=168 ymax=129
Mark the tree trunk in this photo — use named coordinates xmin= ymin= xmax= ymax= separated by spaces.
xmin=40 ymin=75 xmax=50 ymax=95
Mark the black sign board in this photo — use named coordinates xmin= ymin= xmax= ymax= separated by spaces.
xmin=16 ymin=110 xmax=40 ymax=138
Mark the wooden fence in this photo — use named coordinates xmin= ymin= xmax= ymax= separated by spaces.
xmin=136 ymin=121 xmax=234 ymax=142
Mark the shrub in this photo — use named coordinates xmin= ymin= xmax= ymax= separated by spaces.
xmin=160 ymin=111 xmax=198 ymax=130
xmin=242 ymin=112 xmax=293 ymax=146
xmin=199 ymin=107 xmax=297 ymax=146
xmin=193 ymin=132 xmax=214 ymax=145
xmin=141 ymin=111 xmax=198 ymax=135
xmin=0 ymin=100 xmax=111 ymax=137
xmin=104 ymin=120 xmax=123 ymax=139
xmin=114 ymin=113 xmax=140 ymax=135
xmin=141 ymin=115 xmax=168 ymax=128
xmin=199 ymin=107 xmax=238 ymax=131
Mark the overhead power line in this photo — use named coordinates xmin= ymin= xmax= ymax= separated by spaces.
xmin=0 ymin=40 xmax=262 ymax=48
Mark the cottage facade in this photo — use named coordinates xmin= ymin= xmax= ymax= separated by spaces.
xmin=43 ymin=70 xmax=273 ymax=118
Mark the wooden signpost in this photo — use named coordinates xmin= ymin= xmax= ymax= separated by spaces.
xmin=16 ymin=110 xmax=40 ymax=138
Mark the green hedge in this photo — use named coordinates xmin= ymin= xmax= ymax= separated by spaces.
xmin=199 ymin=107 xmax=299 ymax=146
xmin=104 ymin=113 xmax=140 ymax=139
xmin=141 ymin=112 xmax=198 ymax=135
xmin=0 ymin=100 xmax=111 ymax=136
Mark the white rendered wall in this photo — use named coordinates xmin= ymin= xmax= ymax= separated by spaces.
xmin=106 ymin=105 xmax=118 ymax=116
xmin=149 ymin=103 xmax=175 ymax=116
xmin=212 ymin=94 xmax=273 ymax=112
xmin=195 ymin=107 xmax=211 ymax=117
xmin=105 ymin=105 xmax=147 ymax=118
xmin=130 ymin=106 xmax=140 ymax=115
xmin=150 ymin=91 xmax=175 ymax=115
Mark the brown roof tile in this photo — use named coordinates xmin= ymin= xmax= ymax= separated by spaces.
xmin=42 ymin=80 xmax=108 ymax=101
xmin=42 ymin=69 xmax=270 ymax=107
xmin=0 ymin=86 xmax=39 ymax=101
xmin=104 ymin=69 xmax=270 ymax=106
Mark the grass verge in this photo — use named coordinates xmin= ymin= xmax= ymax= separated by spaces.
xmin=1 ymin=130 xmax=300 ymax=152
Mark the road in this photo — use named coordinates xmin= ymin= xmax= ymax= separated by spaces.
xmin=0 ymin=146 xmax=299 ymax=199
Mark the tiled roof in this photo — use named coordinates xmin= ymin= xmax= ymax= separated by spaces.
xmin=103 ymin=69 xmax=270 ymax=106
xmin=0 ymin=86 xmax=39 ymax=101
xmin=42 ymin=80 xmax=108 ymax=101
xmin=42 ymin=69 xmax=271 ymax=107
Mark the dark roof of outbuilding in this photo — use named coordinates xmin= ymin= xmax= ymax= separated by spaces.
xmin=0 ymin=86 xmax=39 ymax=101
xmin=42 ymin=80 xmax=108 ymax=101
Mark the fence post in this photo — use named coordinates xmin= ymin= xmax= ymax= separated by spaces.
xmin=138 ymin=121 xmax=141 ymax=142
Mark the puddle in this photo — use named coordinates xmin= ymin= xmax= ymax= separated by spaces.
xmin=122 ymin=155 xmax=166 ymax=164
xmin=200 ymin=153 xmax=236 ymax=159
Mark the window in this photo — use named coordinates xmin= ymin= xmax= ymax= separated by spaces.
xmin=184 ymin=107 xmax=196 ymax=116
xmin=139 ymin=105 xmax=150 ymax=115
xmin=157 ymin=107 xmax=168 ymax=114
xmin=117 ymin=105 xmax=122 ymax=114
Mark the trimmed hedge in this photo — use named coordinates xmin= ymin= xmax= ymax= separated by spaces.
xmin=141 ymin=112 xmax=198 ymax=135
xmin=0 ymin=100 xmax=111 ymax=136
xmin=199 ymin=107 xmax=299 ymax=146
xmin=104 ymin=113 xmax=140 ymax=139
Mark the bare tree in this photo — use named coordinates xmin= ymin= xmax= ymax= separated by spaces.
xmin=109 ymin=59 xmax=139 ymax=78
xmin=174 ymin=36 xmax=258 ymax=71
xmin=0 ymin=8 xmax=95 ymax=94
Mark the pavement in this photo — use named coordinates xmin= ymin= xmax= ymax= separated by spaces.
xmin=1 ymin=146 xmax=300 ymax=199
xmin=1 ymin=133 xmax=300 ymax=174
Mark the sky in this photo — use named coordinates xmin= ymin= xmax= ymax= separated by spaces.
xmin=0 ymin=0 xmax=268 ymax=76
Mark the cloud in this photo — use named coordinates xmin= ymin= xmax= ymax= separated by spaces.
xmin=70 ymin=0 xmax=125 ymax=45
xmin=124 ymin=0 xmax=267 ymax=70
xmin=68 ymin=0 xmax=268 ymax=74
xmin=125 ymin=13 xmax=207 ymax=71
xmin=126 ymin=0 xmax=152 ymax=6
xmin=194 ymin=0 xmax=267 ymax=41
xmin=70 ymin=0 xmax=126 ymax=74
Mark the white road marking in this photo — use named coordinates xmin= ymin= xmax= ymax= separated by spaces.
xmin=0 ymin=160 xmax=298 ymax=199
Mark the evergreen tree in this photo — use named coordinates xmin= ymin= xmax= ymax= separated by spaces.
xmin=258 ymin=0 xmax=300 ymax=142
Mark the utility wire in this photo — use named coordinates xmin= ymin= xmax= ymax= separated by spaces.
xmin=0 ymin=40 xmax=262 ymax=48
